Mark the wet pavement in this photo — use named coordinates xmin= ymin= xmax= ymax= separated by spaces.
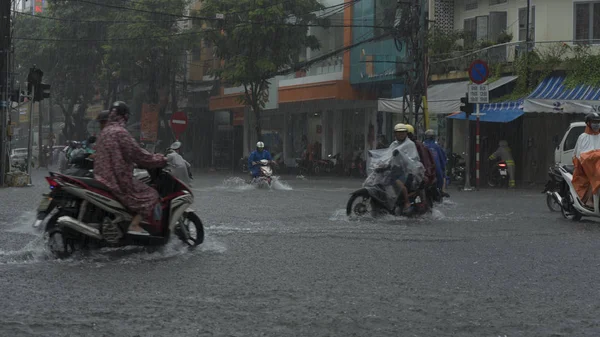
xmin=1 ymin=168 xmax=600 ymax=336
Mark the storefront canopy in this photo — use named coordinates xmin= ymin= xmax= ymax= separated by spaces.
xmin=377 ymin=76 xmax=518 ymax=115
xmin=523 ymin=76 xmax=600 ymax=113
xmin=447 ymin=100 xmax=524 ymax=123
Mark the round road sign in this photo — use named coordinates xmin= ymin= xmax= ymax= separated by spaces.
xmin=170 ymin=111 xmax=188 ymax=137
xmin=468 ymin=60 xmax=489 ymax=85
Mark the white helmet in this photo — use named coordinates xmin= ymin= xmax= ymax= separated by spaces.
xmin=394 ymin=123 xmax=408 ymax=132
xmin=256 ymin=141 xmax=265 ymax=148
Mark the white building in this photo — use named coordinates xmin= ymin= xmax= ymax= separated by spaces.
xmin=449 ymin=0 xmax=599 ymax=45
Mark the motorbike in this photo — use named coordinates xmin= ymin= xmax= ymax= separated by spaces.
xmin=33 ymin=159 xmax=151 ymax=231
xmin=346 ymin=149 xmax=431 ymax=218
xmin=250 ymin=159 xmax=274 ymax=188
xmin=554 ymin=164 xmax=598 ymax=221
xmin=488 ymin=160 xmax=509 ymax=188
xmin=542 ymin=165 xmax=564 ymax=212
xmin=36 ymin=166 xmax=203 ymax=258
xmin=448 ymin=152 xmax=465 ymax=188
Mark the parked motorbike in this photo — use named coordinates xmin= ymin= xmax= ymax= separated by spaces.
xmin=36 ymin=166 xmax=203 ymax=258
xmin=448 ymin=152 xmax=465 ymax=188
xmin=250 ymin=159 xmax=274 ymax=188
xmin=346 ymin=149 xmax=431 ymax=218
xmin=542 ymin=165 xmax=564 ymax=212
xmin=488 ymin=160 xmax=509 ymax=188
xmin=345 ymin=152 xmax=366 ymax=178
xmin=555 ymin=164 xmax=595 ymax=221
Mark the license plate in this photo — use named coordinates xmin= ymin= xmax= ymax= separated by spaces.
xmin=500 ymin=170 xmax=507 ymax=176
xmin=37 ymin=198 xmax=51 ymax=211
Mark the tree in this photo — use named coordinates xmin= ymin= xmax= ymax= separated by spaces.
xmin=105 ymin=0 xmax=199 ymax=142
xmin=199 ymin=0 xmax=322 ymax=141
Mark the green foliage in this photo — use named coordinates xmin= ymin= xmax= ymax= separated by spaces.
xmin=496 ymin=31 xmax=513 ymax=44
xmin=427 ymin=28 xmax=465 ymax=59
xmin=563 ymin=45 xmax=600 ymax=88
xmin=199 ymin=0 xmax=322 ymax=140
xmin=13 ymin=0 xmax=198 ymax=141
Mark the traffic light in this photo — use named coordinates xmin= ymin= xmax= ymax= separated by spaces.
xmin=34 ymin=83 xmax=51 ymax=101
xmin=460 ymin=93 xmax=473 ymax=117
xmin=27 ymin=66 xmax=44 ymax=100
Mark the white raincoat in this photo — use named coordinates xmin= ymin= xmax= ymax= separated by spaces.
xmin=166 ymin=151 xmax=192 ymax=186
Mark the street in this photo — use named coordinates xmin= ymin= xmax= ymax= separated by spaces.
xmin=1 ymin=170 xmax=600 ymax=336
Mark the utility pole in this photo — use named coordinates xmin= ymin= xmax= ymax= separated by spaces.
xmin=0 ymin=0 xmax=11 ymax=186
xmin=524 ymin=0 xmax=531 ymax=89
xmin=395 ymin=0 xmax=428 ymax=135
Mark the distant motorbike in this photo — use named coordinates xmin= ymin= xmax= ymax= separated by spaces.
xmin=448 ymin=152 xmax=465 ymax=188
xmin=542 ymin=165 xmax=563 ymax=212
xmin=250 ymin=159 xmax=274 ymax=188
xmin=488 ymin=160 xmax=509 ymax=188
xmin=346 ymin=149 xmax=431 ymax=218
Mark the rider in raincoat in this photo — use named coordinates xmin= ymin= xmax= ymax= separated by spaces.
xmin=248 ymin=142 xmax=273 ymax=178
xmin=573 ymin=113 xmax=600 ymax=207
xmin=388 ymin=123 xmax=424 ymax=214
xmin=405 ymin=124 xmax=436 ymax=188
xmin=94 ymin=101 xmax=167 ymax=235
xmin=489 ymin=140 xmax=516 ymax=188
xmin=166 ymin=141 xmax=192 ymax=186
xmin=423 ymin=129 xmax=447 ymax=193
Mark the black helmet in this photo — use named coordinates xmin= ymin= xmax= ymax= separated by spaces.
xmin=96 ymin=110 xmax=109 ymax=122
xmin=585 ymin=113 xmax=600 ymax=124
xmin=111 ymin=101 xmax=130 ymax=119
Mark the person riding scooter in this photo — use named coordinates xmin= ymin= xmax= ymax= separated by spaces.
xmin=405 ymin=124 xmax=436 ymax=189
xmin=423 ymin=129 xmax=449 ymax=197
xmin=94 ymin=101 xmax=168 ymax=236
xmin=489 ymin=140 xmax=515 ymax=188
xmin=166 ymin=141 xmax=192 ymax=186
xmin=572 ymin=113 xmax=600 ymax=208
xmin=389 ymin=123 xmax=422 ymax=215
xmin=248 ymin=142 xmax=274 ymax=178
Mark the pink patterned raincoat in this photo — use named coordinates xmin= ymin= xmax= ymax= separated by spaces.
xmin=94 ymin=111 xmax=167 ymax=219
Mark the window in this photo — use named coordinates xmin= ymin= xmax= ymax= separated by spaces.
xmin=564 ymin=126 xmax=585 ymax=151
xmin=575 ymin=2 xmax=600 ymax=43
xmin=374 ymin=0 xmax=396 ymax=37
xmin=490 ymin=0 xmax=507 ymax=5
xmin=191 ymin=46 xmax=201 ymax=61
xmin=464 ymin=18 xmax=477 ymax=47
xmin=465 ymin=0 xmax=478 ymax=11
xmin=519 ymin=6 xmax=536 ymax=42
xmin=463 ymin=16 xmax=489 ymax=47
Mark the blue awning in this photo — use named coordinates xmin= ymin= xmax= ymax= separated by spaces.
xmin=529 ymin=76 xmax=600 ymax=100
xmin=447 ymin=100 xmax=524 ymax=123
xmin=524 ymin=76 xmax=600 ymax=113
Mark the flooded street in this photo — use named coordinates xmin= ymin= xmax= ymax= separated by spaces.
xmin=2 ymin=171 xmax=600 ymax=336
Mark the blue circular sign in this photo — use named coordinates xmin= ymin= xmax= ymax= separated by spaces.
xmin=469 ymin=60 xmax=489 ymax=84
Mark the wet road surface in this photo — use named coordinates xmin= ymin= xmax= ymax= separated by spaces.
xmin=2 ymin=169 xmax=600 ymax=336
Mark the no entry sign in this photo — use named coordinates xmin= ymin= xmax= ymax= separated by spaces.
xmin=170 ymin=111 xmax=188 ymax=138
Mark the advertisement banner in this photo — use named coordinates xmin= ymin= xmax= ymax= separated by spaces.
xmin=233 ymin=111 xmax=244 ymax=126
xmin=19 ymin=104 xmax=29 ymax=123
xmin=140 ymin=103 xmax=160 ymax=142
xmin=85 ymin=104 xmax=104 ymax=120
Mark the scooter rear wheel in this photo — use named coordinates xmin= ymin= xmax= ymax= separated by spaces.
xmin=546 ymin=193 xmax=561 ymax=212
xmin=561 ymin=194 xmax=582 ymax=221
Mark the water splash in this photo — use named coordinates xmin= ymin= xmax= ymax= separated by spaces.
xmin=5 ymin=210 xmax=40 ymax=235
xmin=270 ymin=177 xmax=292 ymax=190
xmin=217 ymin=177 xmax=256 ymax=191
xmin=0 ymin=233 xmax=225 ymax=266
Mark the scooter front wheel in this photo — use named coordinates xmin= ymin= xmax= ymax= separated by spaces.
xmin=175 ymin=212 xmax=205 ymax=247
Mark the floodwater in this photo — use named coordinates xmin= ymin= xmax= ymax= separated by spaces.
xmin=2 ymin=173 xmax=600 ymax=336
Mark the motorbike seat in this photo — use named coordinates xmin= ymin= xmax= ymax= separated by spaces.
xmin=74 ymin=177 xmax=111 ymax=191
xmin=563 ymin=165 xmax=574 ymax=174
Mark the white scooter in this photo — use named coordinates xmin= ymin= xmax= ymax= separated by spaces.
xmin=251 ymin=159 xmax=274 ymax=188
xmin=555 ymin=164 xmax=598 ymax=221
